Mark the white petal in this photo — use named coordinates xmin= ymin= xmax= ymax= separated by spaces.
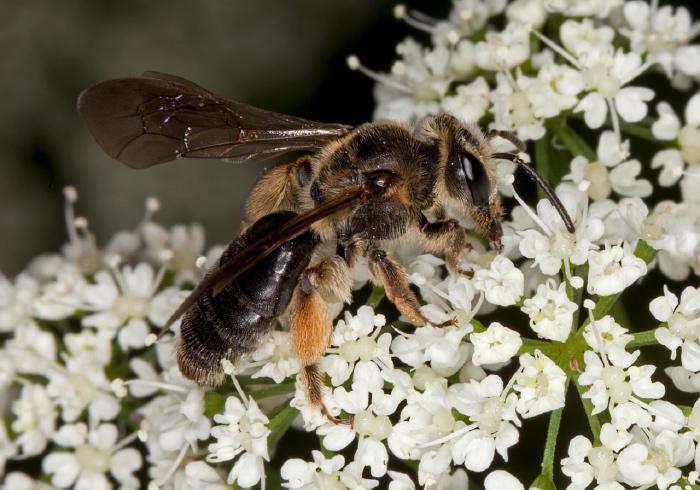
xmin=575 ymin=92 xmax=607 ymax=129
xmin=484 ymin=470 xmax=524 ymax=490
xmin=685 ymin=92 xmax=700 ymax=126
xmin=652 ymin=102 xmax=680 ymax=140
xmin=614 ymin=87 xmax=654 ymax=122
xmin=676 ymin=46 xmax=700 ymax=77
xmin=651 ymin=149 xmax=684 ymax=186
xmin=649 ymin=286 xmax=678 ymax=322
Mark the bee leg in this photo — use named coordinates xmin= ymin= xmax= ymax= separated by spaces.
xmin=367 ymin=248 xmax=455 ymax=328
xmin=289 ymin=264 xmax=351 ymax=425
xmin=420 ymin=219 xmax=474 ymax=279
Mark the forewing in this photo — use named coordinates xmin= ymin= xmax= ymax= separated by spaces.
xmin=158 ymin=183 xmax=371 ymax=336
xmin=77 ymin=74 xmax=353 ymax=169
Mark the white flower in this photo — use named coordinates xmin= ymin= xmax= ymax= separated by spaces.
xmin=587 ymin=242 xmax=647 ymax=297
xmin=137 ymin=382 xmax=211 ymax=487
xmin=440 ymin=76 xmax=491 ymax=123
xmin=561 ymin=431 xmax=630 ymax=490
xmin=546 ymin=0 xmax=623 ymax=18
xmin=387 ymin=470 xmax=417 ymax=490
xmin=45 ymin=352 xmax=120 ymax=425
xmin=521 ymin=280 xmax=577 ymax=341
xmin=506 ymin=0 xmax=548 ymax=29
xmin=141 ymin=221 xmax=205 ymax=286
xmin=535 ymin=59 xmax=584 ymax=111
xmin=4 ymin=320 xmax=56 ymax=376
xmin=564 ymin=131 xmax=652 ymax=200
xmin=43 ymin=423 xmax=142 ymax=489
xmin=651 ymin=94 xmax=700 ymax=186
xmin=281 ymin=450 xmax=346 ymax=489
xmin=474 ymin=21 xmax=531 ymax=71
xmin=392 ymin=313 xmax=474 ymax=377
xmin=576 ymin=56 xmax=654 ymax=128
xmin=484 ymin=470 xmax=524 ymax=490
xmin=518 ymin=183 xmax=603 ymax=276
xmin=470 ymin=322 xmax=522 ymax=366
xmin=579 ymin=347 xmax=664 ymax=415
xmin=544 ymin=19 xmax=655 ymax=132
xmin=473 ymin=255 xmax=524 ymax=306
xmin=651 ymin=285 xmax=700 ymax=371
xmin=81 ymin=262 xmax=164 ymax=350
xmin=32 ymin=264 xmax=87 ymax=321
xmin=387 ymin=380 xmax=452 ymax=464
xmin=419 ymin=270 xmax=479 ymax=325
xmin=321 ymin=381 xmax=400 ymax=477
xmin=207 ymin=395 xmax=270 ymax=488
xmin=621 ymin=1 xmax=700 ymax=79
xmin=513 ymin=350 xmax=566 ymax=417
xmin=490 ymin=71 xmax=560 ymax=141
xmin=250 ymin=330 xmax=300 ymax=383
xmin=680 ymin=168 xmax=700 ymax=210
xmin=616 ymin=427 xmax=694 ymax=490
xmin=418 ymin=445 xmax=452 ymax=487
xmin=651 ymin=148 xmax=685 ymax=187
xmin=2 ymin=472 xmax=55 ymax=490
xmin=366 ymin=39 xmax=452 ymax=123
xmin=404 ymin=253 xmax=444 ymax=288
xmin=591 ymin=198 xmax=639 ymax=245
xmin=11 ymin=384 xmax=57 ymax=456
xmin=665 ymin=365 xmax=700 ymax=393
xmin=323 ymin=306 xmax=391 ymax=389
xmin=582 ymin=315 xmax=633 ymax=353
xmin=0 ymin=272 xmax=40 ymax=331
xmin=651 ymin=93 xmax=700 ymax=197
xmin=183 ymin=461 xmax=228 ymax=489
xmin=447 ymin=375 xmax=521 ymax=471
xmin=338 ymin=460 xmax=380 ymax=489
xmin=448 ymin=0 xmax=507 ymax=37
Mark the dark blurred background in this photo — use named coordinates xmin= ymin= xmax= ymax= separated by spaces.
xmin=0 ymin=0 xmax=448 ymax=276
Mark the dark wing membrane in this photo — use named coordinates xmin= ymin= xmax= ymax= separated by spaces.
xmin=158 ymin=183 xmax=372 ymax=336
xmin=77 ymin=74 xmax=353 ymax=169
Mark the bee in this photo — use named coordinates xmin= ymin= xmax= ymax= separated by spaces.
xmin=78 ymin=72 xmax=574 ymax=423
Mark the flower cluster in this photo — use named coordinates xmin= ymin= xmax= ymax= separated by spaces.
xmin=3 ymin=0 xmax=700 ymax=489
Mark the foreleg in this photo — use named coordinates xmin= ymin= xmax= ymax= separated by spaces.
xmin=367 ymin=247 xmax=455 ymax=327
xmin=419 ymin=217 xmax=474 ymax=278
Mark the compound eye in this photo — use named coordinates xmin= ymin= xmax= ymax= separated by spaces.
xmin=461 ymin=152 xmax=490 ymax=207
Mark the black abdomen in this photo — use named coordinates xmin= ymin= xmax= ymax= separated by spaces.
xmin=178 ymin=212 xmax=317 ymax=385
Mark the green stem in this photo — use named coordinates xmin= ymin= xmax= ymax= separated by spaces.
xmin=617 ymin=119 xmax=657 ymax=142
xmin=267 ymin=404 xmax=299 ymax=451
xmin=568 ymin=111 xmax=660 ymax=144
xmin=548 ymin=119 xmax=597 ymax=161
xmin=366 ymin=284 xmax=386 ymax=309
xmin=249 ymin=382 xmax=297 ymax=400
xmin=534 ymin=135 xmax=552 ymax=201
xmin=628 ymin=328 xmax=660 ymax=350
xmin=541 ymin=405 xmax=564 ymax=478
xmin=634 ymin=238 xmax=658 ymax=264
xmin=519 ymin=337 xmax=554 ymax=355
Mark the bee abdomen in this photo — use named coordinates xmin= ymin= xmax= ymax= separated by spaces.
xmin=177 ymin=212 xmax=317 ymax=385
